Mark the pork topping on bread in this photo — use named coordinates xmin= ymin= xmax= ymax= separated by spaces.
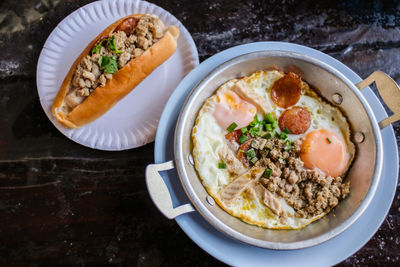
xmin=65 ymin=15 xmax=166 ymax=110
xmin=52 ymin=14 xmax=180 ymax=129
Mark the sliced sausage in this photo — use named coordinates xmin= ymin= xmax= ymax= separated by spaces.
xmin=116 ymin=17 xmax=139 ymax=34
xmin=271 ymin=72 xmax=301 ymax=108
xmin=279 ymin=106 xmax=311 ymax=134
xmin=225 ymin=129 xmax=242 ymax=144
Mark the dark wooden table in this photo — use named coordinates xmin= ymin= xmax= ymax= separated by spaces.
xmin=1 ymin=0 xmax=399 ymax=265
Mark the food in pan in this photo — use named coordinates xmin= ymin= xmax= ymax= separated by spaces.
xmin=192 ymin=70 xmax=355 ymax=229
xmin=52 ymin=14 xmax=180 ymax=128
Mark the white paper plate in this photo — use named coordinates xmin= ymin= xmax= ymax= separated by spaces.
xmin=37 ymin=0 xmax=199 ymax=150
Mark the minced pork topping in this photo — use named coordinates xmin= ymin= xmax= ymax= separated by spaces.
xmin=225 ymin=115 xmax=350 ymax=219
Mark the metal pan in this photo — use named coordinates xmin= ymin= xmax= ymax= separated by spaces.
xmin=146 ymin=50 xmax=400 ymax=249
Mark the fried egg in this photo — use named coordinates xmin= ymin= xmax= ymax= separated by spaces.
xmin=214 ymin=90 xmax=257 ymax=130
xmin=192 ymin=70 xmax=355 ymax=229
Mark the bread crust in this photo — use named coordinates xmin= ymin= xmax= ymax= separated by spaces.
xmin=52 ymin=14 xmax=180 ymax=128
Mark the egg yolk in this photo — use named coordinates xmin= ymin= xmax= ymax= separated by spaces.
xmin=213 ymin=91 xmax=256 ymax=130
xmin=300 ymin=129 xmax=348 ymax=177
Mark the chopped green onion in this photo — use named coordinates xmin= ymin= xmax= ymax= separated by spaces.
xmin=283 ymin=128 xmax=290 ymax=134
xmin=265 ymin=124 xmax=272 ymax=131
xmin=241 ymin=127 xmax=248 ymax=134
xmin=245 ymin=148 xmax=256 ymax=159
xmin=218 ymin=162 xmax=227 ymax=169
xmin=263 ymin=132 xmax=273 ymax=139
xmin=249 ymin=126 xmax=261 ymax=137
xmin=239 ymin=135 xmax=248 ymax=144
xmin=227 ymin=122 xmax=237 ymax=132
xmin=264 ymin=168 xmax=272 ymax=178
xmin=250 ymin=157 xmax=258 ymax=164
xmin=272 ymin=121 xmax=278 ymax=129
xmin=326 ymin=137 xmax=332 ymax=144
xmin=265 ymin=113 xmax=275 ymax=123
xmin=250 ymin=115 xmax=260 ymax=126
xmin=279 ymin=132 xmax=288 ymax=140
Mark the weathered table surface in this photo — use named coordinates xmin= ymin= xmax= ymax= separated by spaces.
xmin=0 ymin=0 xmax=399 ymax=265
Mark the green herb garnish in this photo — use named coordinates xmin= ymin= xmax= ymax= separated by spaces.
xmin=264 ymin=168 xmax=272 ymax=178
xmin=265 ymin=123 xmax=272 ymax=131
xmin=250 ymin=157 xmax=258 ymax=164
xmin=91 ymin=39 xmax=108 ymax=54
xmin=244 ymin=148 xmax=256 ymax=159
xmin=272 ymin=121 xmax=278 ymax=129
xmin=238 ymin=135 xmax=248 ymax=144
xmin=249 ymin=126 xmax=261 ymax=137
xmin=263 ymin=132 xmax=273 ymax=139
xmin=227 ymin=122 xmax=237 ymax=133
xmin=283 ymin=128 xmax=290 ymax=134
xmin=241 ymin=127 xmax=248 ymax=134
xmin=98 ymin=55 xmax=118 ymax=74
xmin=279 ymin=132 xmax=288 ymax=140
xmin=250 ymin=114 xmax=260 ymax=127
xmin=265 ymin=113 xmax=275 ymax=124
xmin=218 ymin=162 xmax=227 ymax=169
xmin=92 ymin=36 xmax=122 ymax=54
xmin=326 ymin=137 xmax=332 ymax=144
xmin=109 ymin=36 xmax=123 ymax=54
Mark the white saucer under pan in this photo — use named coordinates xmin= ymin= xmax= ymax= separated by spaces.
xmin=153 ymin=42 xmax=398 ymax=266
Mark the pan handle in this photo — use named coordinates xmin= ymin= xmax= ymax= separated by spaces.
xmin=145 ymin=161 xmax=195 ymax=219
xmin=356 ymin=71 xmax=400 ymax=129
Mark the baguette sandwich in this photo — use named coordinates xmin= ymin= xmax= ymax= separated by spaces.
xmin=52 ymin=14 xmax=180 ymax=128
